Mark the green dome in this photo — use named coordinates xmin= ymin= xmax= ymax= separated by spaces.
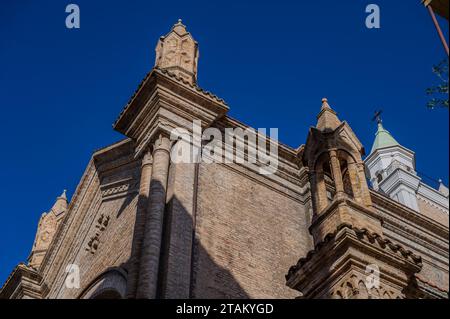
xmin=370 ymin=122 xmax=400 ymax=154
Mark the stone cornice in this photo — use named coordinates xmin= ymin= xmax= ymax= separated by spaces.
xmin=217 ymin=115 xmax=304 ymax=167
xmin=382 ymin=221 xmax=448 ymax=261
xmin=113 ymin=67 xmax=228 ymax=135
xmin=370 ymin=190 xmax=449 ymax=239
xmin=365 ymin=144 xmax=416 ymax=168
xmin=378 ymin=168 xmax=421 ymax=193
xmin=417 ymin=182 xmax=449 ymax=211
xmin=218 ymin=162 xmax=310 ymax=205
xmin=309 ymin=196 xmax=382 ymax=234
xmin=415 ymin=274 xmax=449 ymax=295
xmin=93 ymin=138 xmax=134 ymax=159
xmin=286 ymin=224 xmax=423 ymax=293
xmin=0 ymin=263 xmax=45 ymax=299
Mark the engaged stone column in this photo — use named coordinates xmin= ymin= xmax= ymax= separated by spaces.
xmin=310 ymin=168 xmax=328 ymax=214
xmin=356 ymin=163 xmax=373 ymax=207
xmin=137 ymin=134 xmax=171 ymax=299
xmin=329 ymin=150 xmax=345 ymax=197
xmin=347 ymin=161 xmax=362 ymax=203
xmin=126 ymin=150 xmax=152 ymax=298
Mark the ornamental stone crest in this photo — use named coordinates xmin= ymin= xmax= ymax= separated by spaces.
xmin=154 ymin=19 xmax=199 ymax=85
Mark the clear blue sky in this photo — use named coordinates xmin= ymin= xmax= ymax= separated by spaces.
xmin=0 ymin=0 xmax=448 ymax=284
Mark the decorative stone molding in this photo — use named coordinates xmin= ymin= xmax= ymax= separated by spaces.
xmin=287 ymin=223 xmax=422 ymax=279
xmin=0 ymin=264 xmax=46 ymax=299
xmin=371 ymin=190 xmax=449 ymax=239
xmin=330 ymin=273 xmax=402 ymax=299
xmin=85 ymin=214 xmax=110 ymax=254
xmin=286 ymin=224 xmax=423 ymax=299
xmin=100 ymin=178 xmax=139 ymax=200
xmin=417 ymin=184 xmax=449 ymax=213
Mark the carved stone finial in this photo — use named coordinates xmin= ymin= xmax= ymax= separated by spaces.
xmin=321 ymin=98 xmax=331 ymax=110
xmin=154 ymin=20 xmax=199 ymax=85
xmin=60 ymin=189 xmax=67 ymax=200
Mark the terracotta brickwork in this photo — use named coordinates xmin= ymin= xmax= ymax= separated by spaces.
xmin=1 ymin=21 xmax=448 ymax=300
xmin=192 ymin=163 xmax=311 ymax=298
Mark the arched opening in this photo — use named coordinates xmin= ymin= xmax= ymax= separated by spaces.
xmin=376 ymin=172 xmax=383 ymax=184
xmin=322 ymin=157 xmax=335 ymax=202
xmin=337 ymin=150 xmax=364 ymax=202
xmin=312 ymin=148 xmax=370 ymax=212
xmin=313 ymin=152 xmax=336 ymax=212
xmin=78 ymin=267 xmax=127 ymax=299
xmin=341 ymin=158 xmax=354 ymax=199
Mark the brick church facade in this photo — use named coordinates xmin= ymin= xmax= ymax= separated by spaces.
xmin=1 ymin=21 xmax=448 ymax=299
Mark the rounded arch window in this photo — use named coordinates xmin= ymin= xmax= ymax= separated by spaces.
xmin=337 ymin=150 xmax=357 ymax=199
xmin=376 ymin=172 xmax=383 ymax=183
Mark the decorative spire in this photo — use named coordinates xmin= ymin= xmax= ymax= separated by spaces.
xmin=60 ymin=189 xmax=67 ymax=200
xmin=51 ymin=189 xmax=68 ymax=217
xmin=370 ymin=120 xmax=400 ymax=154
xmin=28 ymin=190 xmax=68 ymax=269
xmin=154 ymin=19 xmax=199 ymax=85
xmin=316 ymin=97 xmax=341 ymax=131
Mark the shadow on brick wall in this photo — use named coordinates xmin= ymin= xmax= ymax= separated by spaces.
xmin=121 ymin=179 xmax=249 ymax=299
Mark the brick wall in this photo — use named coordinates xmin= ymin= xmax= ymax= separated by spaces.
xmin=192 ymin=163 xmax=312 ymax=298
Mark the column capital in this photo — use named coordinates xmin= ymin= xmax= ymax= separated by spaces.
xmin=152 ymin=134 xmax=172 ymax=154
xmin=142 ymin=149 xmax=153 ymax=167
xmin=329 ymin=149 xmax=338 ymax=158
xmin=355 ymin=162 xmax=365 ymax=169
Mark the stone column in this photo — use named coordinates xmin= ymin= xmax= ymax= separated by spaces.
xmin=310 ymin=167 xmax=328 ymax=214
xmin=309 ymin=170 xmax=319 ymax=215
xmin=356 ymin=163 xmax=373 ymax=207
xmin=347 ymin=161 xmax=362 ymax=203
xmin=329 ymin=150 xmax=345 ymax=198
xmin=126 ymin=150 xmax=153 ymax=298
xmin=136 ymin=134 xmax=172 ymax=299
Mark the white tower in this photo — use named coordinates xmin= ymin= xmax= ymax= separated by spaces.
xmin=365 ymin=117 xmax=449 ymax=214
